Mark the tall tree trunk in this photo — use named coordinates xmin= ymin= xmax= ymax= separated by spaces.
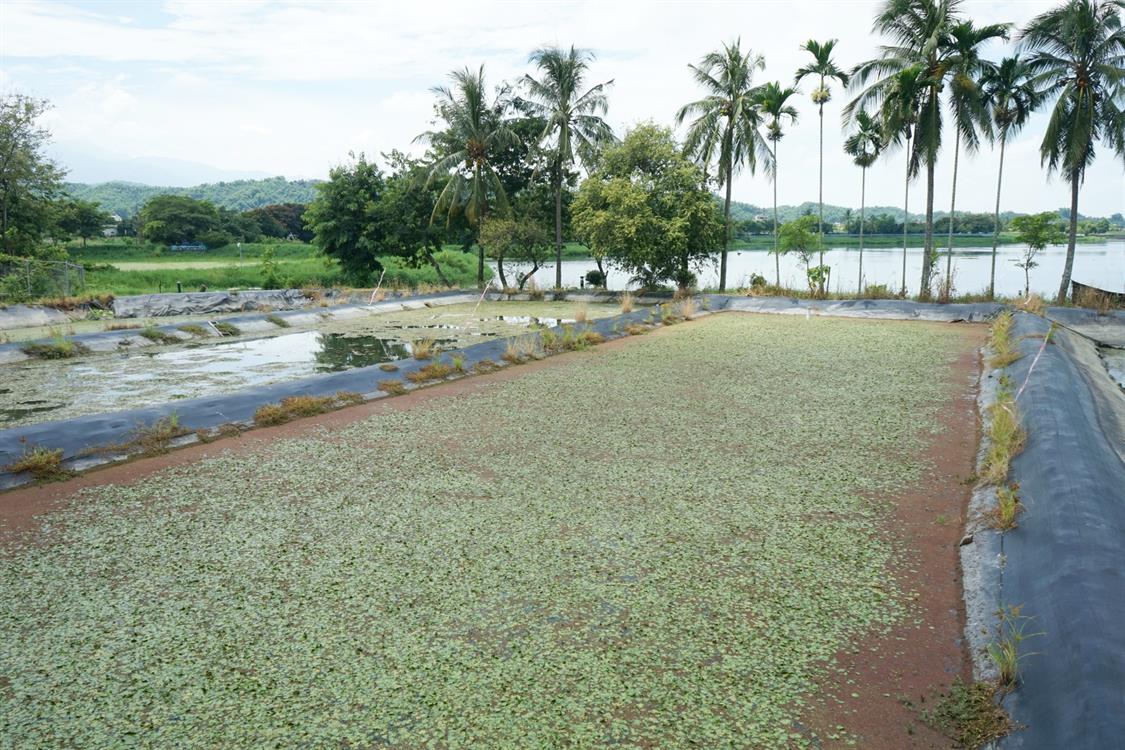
xmin=920 ymin=156 xmax=935 ymax=298
xmin=858 ymin=166 xmax=866 ymax=293
xmin=945 ymin=126 xmax=960 ymax=293
xmin=554 ymin=171 xmax=563 ymax=290
xmin=989 ymin=133 xmax=1007 ymax=299
xmin=1057 ymin=169 xmax=1080 ymax=304
xmin=772 ymin=143 xmax=780 ymax=288
xmin=477 ymin=244 xmax=484 ymax=287
xmin=818 ymin=100 xmax=825 ymax=293
xmin=721 ymin=160 xmax=732 ymax=292
xmin=496 ymin=253 xmax=508 ymax=290
xmin=901 ymin=133 xmax=911 ymax=296
xmin=425 ymin=249 xmax=452 ymax=287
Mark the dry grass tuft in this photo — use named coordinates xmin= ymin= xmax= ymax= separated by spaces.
xmin=177 ymin=324 xmax=209 ymax=337
xmin=922 ymin=678 xmax=1014 ymax=748
xmin=679 ymin=297 xmax=697 ymax=320
xmin=5 ymin=446 xmax=72 ymax=483
xmin=982 ymin=383 xmax=1026 ymax=484
xmin=139 ymin=327 xmax=181 ymax=345
xmin=988 ymin=312 xmax=1021 ymax=368
xmin=474 ymin=359 xmax=499 ymax=373
xmin=1075 ymin=287 xmax=1114 ymax=315
xmin=379 ymin=362 xmax=400 ymax=372
xmin=406 ymin=360 xmax=456 ymax=383
xmin=377 ymin=380 xmax=407 ymax=396
xmin=620 ymin=292 xmax=635 ymax=313
xmin=624 ymin=323 xmax=650 ymax=336
xmin=993 ymin=484 xmax=1024 ymax=531
xmin=254 ymin=392 xmax=363 ymax=427
xmin=104 ymin=322 xmax=140 ymax=331
xmin=574 ymin=305 xmax=589 ymax=324
xmin=266 ymin=314 xmax=291 ymax=328
xmin=411 ymin=338 xmax=438 ymax=360
xmin=1016 ymin=294 xmax=1046 ymax=316
xmin=212 ymin=322 xmax=241 ymax=337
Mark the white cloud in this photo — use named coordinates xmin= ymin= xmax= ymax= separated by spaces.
xmin=2 ymin=0 xmax=1122 ymax=214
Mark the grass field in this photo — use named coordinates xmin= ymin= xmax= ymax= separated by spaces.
xmin=0 ymin=313 xmax=971 ymax=748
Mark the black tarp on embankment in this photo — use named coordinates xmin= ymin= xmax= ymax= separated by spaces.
xmin=997 ymin=314 xmax=1125 ymax=749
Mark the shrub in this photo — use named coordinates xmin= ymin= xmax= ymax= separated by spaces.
xmin=863 ymin=283 xmax=893 ymax=300
xmin=213 ymin=321 xmax=241 ymax=337
xmin=131 ymin=415 xmax=188 ymax=456
xmin=584 ymin=269 xmax=606 ymax=287
xmin=266 ymin=314 xmax=290 ymax=328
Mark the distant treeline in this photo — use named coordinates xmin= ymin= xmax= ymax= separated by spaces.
xmin=65 ymin=177 xmax=321 ymax=217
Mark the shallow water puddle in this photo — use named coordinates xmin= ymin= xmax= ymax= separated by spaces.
xmin=1100 ymin=347 xmax=1125 ymax=389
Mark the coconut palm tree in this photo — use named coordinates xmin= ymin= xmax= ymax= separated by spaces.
xmin=940 ymin=20 xmax=1009 ymax=295
xmin=521 ymin=46 xmax=615 ymax=290
xmin=850 ymin=0 xmax=964 ymax=298
xmin=415 ymin=66 xmax=518 ymax=286
xmin=676 ymin=40 xmax=771 ymax=292
xmin=844 ymin=111 xmax=884 ymax=291
xmin=794 ymin=39 xmax=850 ymax=247
xmin=756 ymin=82 xmax=800 ymax=288
xmin=980 ymin=55 xmax=1042 ymax=298
xmin=1020 ymin=0 xmax=1125 ymax=303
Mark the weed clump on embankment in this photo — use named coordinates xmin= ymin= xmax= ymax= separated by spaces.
xmin=253 ymin=392 xmax=365 ymax=427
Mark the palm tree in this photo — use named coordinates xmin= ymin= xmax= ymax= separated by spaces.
xmin=980 ymin=55 xmax=1042 ymax=298
xmin=521 ymin=46 xmax=615 ymax=290
xmin=1020 ymin=0 xmax=1125 ymax=303
xmin=756 ymin=83 xmax=801 ymax=290
xmin=676 ymin=40 xmax=771 ymax=292
xmin=415 ymin=66 xmax=518 ymax=286
xmin=850 ymin=0 xmax=964 ymax=298
xmin=756 ymin=82 xmax=800 ymax=288
xmin=861 ymin=65 xmax=927 ymax=295
xmin=844 ymin=112 xmax=884 ymax=291
xmin=941 ymin=20 xmax=1009 ymax=295
xmin=795 ymin=39 xmax=850 ymax=252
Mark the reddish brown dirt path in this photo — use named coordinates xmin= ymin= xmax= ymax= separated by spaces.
xmin=800 ymin=326 xmax=984 ymax=749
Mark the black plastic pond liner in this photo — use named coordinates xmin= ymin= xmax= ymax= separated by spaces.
xmin=1044 ymin=306 xmax=1125 ymax=348
xmin=994 ymin=314 xmax=1125 ymax=749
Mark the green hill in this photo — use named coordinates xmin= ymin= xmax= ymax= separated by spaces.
xmin=65 ymin=177 xmax=321 ymax=217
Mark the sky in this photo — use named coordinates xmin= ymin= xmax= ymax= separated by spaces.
xmin=2 ymin=0 xmax=1123 ymax=217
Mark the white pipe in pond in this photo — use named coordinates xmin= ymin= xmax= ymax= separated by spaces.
xmin=369 ymin=269 xmax=386 ymax=304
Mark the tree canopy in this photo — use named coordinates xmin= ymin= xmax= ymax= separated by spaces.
xmin=572 ymin=124 xmax=723 ymax=289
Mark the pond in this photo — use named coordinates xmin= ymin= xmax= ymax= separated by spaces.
xmin=507 ymin=240 xmax=1125 ymax=298
xmin=0 ymin=301 xmax=620 ymax=427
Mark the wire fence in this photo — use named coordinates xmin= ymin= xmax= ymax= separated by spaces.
xmin=0 ymin=257 xmax=86 ymax=302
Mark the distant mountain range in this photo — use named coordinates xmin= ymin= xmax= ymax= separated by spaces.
xmin=65 ymin=177 xmax=322 ymax=217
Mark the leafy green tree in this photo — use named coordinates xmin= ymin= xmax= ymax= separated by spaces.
xmin=850 ymin=0 xmax=968 ymax=296
xmin=756 ymin=82 xmax=800 ymax=287
xmin=479 ymin=216 xmax=551 ymax=290
xmin=57 ymin=199 xmax=110 ymax=247
xmin=303 ymin=154 xmax=390 ymax=283
xmin=520 ymin=45 xmax=615 ymax=289
xmin=778 ymin=215 xmax=825 ymax=293
xmin=572 ymin=124 xmax=723 ymax=290
xmin=1020 ymin=0 xmax=1125 ymax=303
xmin=844 ymin=111 xmax=884 ymax=290
xmin=795 ymin=39 xmax=850 ymax=240
xmin=1010 ymin=212 xmax=1066 ymax=295
xmin=0 ymin=95 xmax=67 ymax=257
xmin=375 ymin=152 xmax=455 ymax=286
xmin=981 ymin=55 xmax=1042 ymax=298
xmin=137 ymin=195 xmax=220 ymax=246
xmin=415 ymin=66 xmax=518 ymax=286
xmin=941 ymin=20 xmax=1009 ymax=290
xmin=676 ymin=39 xmax=771 ymax=291
xmin=245 ymin=203 xmax=312 ymax=241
